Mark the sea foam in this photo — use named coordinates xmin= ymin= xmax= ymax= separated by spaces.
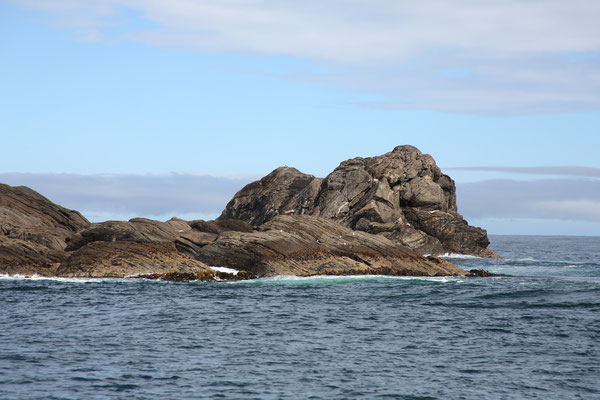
xmin=236 ymin=274 xmax=460 ymax=286
xmin=438 ymin=253 xmax=484 ymax=259
xmin=210 ymin=266 xmax=240 ymax=275
xmin=0 ymin=274 xmax=127 ymax=283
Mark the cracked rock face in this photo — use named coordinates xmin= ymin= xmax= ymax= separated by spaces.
xmin=220 ymin=145 xmax=498 ymax=258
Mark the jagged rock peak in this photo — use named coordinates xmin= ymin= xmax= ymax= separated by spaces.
xmin=392 ymin=144 xmax=422 ymax=154
xmin=220 ymin=146 xmax=498 ymax=258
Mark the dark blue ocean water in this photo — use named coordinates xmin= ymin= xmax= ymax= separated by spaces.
xmin=1 ymin=235 xmax=599 ymax=399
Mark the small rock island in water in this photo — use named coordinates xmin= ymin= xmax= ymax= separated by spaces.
xmin=0 ymin=145 xmax=499 ymax=280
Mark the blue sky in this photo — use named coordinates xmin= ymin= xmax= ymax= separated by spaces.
xmin=1 ymin=1 xmax=600 ymax=235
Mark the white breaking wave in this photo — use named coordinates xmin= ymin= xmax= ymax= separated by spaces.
xmin=0 ymin=274 xmax=127 ymax=283
xmin=210 ymin=266 xmax=240 ymax=275
xmin=245 ymin=275 xmax=460 ymax=284
xmin=0 ymin=272 xmax=462 ymax=284
xmin=438 ymin=253 xmax=483 ymax=259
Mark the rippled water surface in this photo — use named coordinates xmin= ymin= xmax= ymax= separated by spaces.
xmin=1 ymin=235 xmax=599 ymax=399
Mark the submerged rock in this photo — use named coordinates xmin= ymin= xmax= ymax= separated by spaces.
xmin=465 ymin=268 xmax=511 ymax=277
xmin=220 ymin=145 xmax=498 ymax=258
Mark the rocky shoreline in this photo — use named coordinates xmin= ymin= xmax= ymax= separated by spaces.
xmin=1 ymin=146 xmax=501 ymax=281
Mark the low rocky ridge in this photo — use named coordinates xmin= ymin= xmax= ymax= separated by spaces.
xmin=220 ymin=145 xmax=499 ymax=258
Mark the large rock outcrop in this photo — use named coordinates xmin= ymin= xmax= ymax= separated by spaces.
xmin=220 ymin=145 xmax=498 ymax=258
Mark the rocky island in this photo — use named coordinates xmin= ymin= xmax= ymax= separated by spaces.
xmin=0 ymin=146 xmax=498 ymax=280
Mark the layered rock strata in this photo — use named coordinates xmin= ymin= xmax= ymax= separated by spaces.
xmin=196 ymin=215 xmax=464 ymax=277
xmin=0 ymin=183 xmax=89 ymax=275
xmin=221 ymin=145 xmax=498 ymax=258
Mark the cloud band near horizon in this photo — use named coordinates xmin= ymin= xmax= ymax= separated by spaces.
xmin=0 ymin=172 xmax=258 ymax=222
xmin=1 ymin=172 xmax=599 ymax=234
xmin=449 ymin=166 xmax=600 ymax=178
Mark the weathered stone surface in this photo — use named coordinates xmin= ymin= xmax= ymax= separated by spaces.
xmin=1 ymin=183 xmax=89 ymax=251
xmin=64 ymin=217 xmax=248 ymax=257
xmin=0 ymin=183 xmax=89 ymax=275
xmin=57 ymin=241 xmax=214 ymax=278
xmin=403 ymin=208 xmax=498 ymax=257
xmin=0 ymin=236 xmax=66 ymax=276
xmin=189 ymin=219 xmax=253 ymax=234
xmin=197 ymin=215 xmax=465 ymax=277
xmin=219 ymin=167 xmax=322 ymax=226
xmin=66 ymin=219 xmax=179 ymax=251
xmin=220 ymin=146 xmax=498 ymax=258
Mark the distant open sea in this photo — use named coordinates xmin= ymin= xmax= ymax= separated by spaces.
xmin=1 ymin=235 xmax=599 ymax=399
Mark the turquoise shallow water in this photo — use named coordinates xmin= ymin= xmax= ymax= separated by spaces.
xmin=1 ymin=235 xmax=599 ymax=399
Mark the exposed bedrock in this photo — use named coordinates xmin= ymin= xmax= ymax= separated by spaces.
xmin=0 ymin=183 xmax=89 ymax=275
xmin=196 ymin=215 xmax=465 ymax=277
xmin=58 ymin=217 xmax=254 ymax=278
xmin=57 ymin=241 xmax=214 ymax=279
xmin=220 ymin=145 xmax=498 ymax=258
xmin=65 ymin=217 xmax=252 ymax=256
xmin=0 ymin=183 xmax=89 ymax=250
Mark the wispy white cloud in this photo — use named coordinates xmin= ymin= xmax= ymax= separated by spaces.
xmin=457 ymin=178 xmax=600 ymax=222
xmin=3 ymin=172 xmax=599 ymax=227
xmin=535 ymin=199 xmax=600 ymax=220
xmin=11 ymin=0 xmax=600 ymax=113
xmin=449 ymin=166 xmax=600 ymax=178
